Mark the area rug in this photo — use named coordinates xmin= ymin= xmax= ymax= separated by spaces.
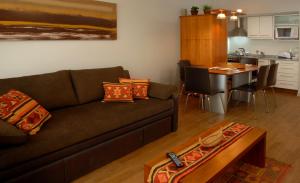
xmin=216 ymin=158 xmax=292 ymax=183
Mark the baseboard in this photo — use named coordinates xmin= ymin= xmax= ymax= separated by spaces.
xmin=274 ymin=87 xmax=298 ymax=95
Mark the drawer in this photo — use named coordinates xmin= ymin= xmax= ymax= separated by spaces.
xmin=277 ymin=73 xmax=299 ymax=82
xmin=276 ymin=80 xmax=298 ymax=90
xmin=277 ymin=60 xmax=298 ymax=65
xmin=258 ymin=60 xmax=269 ymax=66
xmin=7 ymin=160 xmax=65 ymax=183
xmin=143 ymin=117 xmax=172 ymax=144
xmin=65 ymin=129 xmax=143 ymax=182
xmin=277 ymin=66 xmax=298 ymax=74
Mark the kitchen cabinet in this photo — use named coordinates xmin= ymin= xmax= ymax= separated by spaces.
xmin=248 ymin=17 xmax=260 ymax=37
xmin=275 ymin=60 xmax=299 ymax=90
xmin=274 ymin=14 xmax=299 ymax=25
xmin=180 ymin=15 xmax=227 ymax=67
xmin=258 ymin=59 xmax=270 ymax=66
xmin=247 ymin=16 xmax=274 ymax=39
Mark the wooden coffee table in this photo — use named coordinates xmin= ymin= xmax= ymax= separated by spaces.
xmin=144 ymin=121 xmax=267 ymax=183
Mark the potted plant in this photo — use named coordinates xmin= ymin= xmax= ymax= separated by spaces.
xmin=203 ymin=5 xmax=212 ymax=14
xmin=191 ymin=6 xmax=199 ymax=16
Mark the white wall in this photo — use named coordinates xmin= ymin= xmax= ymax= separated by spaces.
xmin=0 ymin=0 xmax=212 ymax=84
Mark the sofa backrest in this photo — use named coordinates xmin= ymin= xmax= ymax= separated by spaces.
xmin=0 ymin=71 xmax=78 ymax=110
xmin=70 ymin=66 xmax=125 ymax=104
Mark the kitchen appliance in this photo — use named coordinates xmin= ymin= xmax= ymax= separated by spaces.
xmin=229 ymin=17 xmax=248 ymax=37
xmin=275 ymin=26 xmax=299 ymax=40
xmin=278 ymin=51 xmax=292 ymax=59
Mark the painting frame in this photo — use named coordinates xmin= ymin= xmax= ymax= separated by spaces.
xmin=0 ymin=0 xmax=117 ymax=40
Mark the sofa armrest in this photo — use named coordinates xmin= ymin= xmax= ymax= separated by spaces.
xmin=148 ymin=82 xmax=178 ymax=132
xmin=149 ymin=82 xmax=178 ymax=100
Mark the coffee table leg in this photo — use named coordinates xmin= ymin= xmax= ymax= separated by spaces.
xmin=243 ymin=134 xmax=266 ymax=168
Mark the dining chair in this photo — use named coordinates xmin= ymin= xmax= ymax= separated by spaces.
xmin=178 ymin=60 xmax=191 ymax=96
xmin=240 ymin=57 xmax=258 ymax=80
xmin=184 ymin=66 xmax=225 ymax=112
xmin=265 ymin=63 xmax=279 ymax=107
xmin=228 ymin=65 xmax=270 ymax=112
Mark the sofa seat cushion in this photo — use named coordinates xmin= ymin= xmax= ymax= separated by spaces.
xmin=0 ymin=71 xmax=78 ymax=110
xmin=0 ymin=119 xmax=28 ymax=146
xmin=0 ymin=98 xmax=173 ymax=170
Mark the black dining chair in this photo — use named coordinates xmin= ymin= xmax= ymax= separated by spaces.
xmin=184 ymin=66 xmax=224 ymax=111
xmin=228 ymin=65 xmax=270 ymax=112
xmin=265 ymin=63 xmax=279 ymax=107
xmin=240 ymin=57 xmax=258 ymax=80
xmin=178 ymin=60 xmax=191 ymax=96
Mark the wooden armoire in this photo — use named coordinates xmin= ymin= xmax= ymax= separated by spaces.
xmin=180 ymin=15 xmax=228 ymax=67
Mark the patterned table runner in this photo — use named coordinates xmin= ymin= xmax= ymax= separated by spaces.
xmin=147 ymin=123 xmax=253 ymax=183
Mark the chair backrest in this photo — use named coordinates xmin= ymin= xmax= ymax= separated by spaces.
xmin=184 ymin=66 xmax=211 ymax=94
xmin=267 ymin=63 xmax=279 ymax=87
xmin=269 ymin=60 xmax=276 ymax=65
xmin=256 ymin=65 xmax=270 ymax=90
xmin=178 ymin=60 xmax=191 ymax=82
xmin=240 ymin=57 xmax=258 ymax=65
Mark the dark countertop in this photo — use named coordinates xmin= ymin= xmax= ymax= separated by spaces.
xmin=228 ymin=54 xmax=299 ymax=62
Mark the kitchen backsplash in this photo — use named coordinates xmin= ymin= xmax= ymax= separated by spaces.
xmin=228 ymin=37 xmax=299 ymax=57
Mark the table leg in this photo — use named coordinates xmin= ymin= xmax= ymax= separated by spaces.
xmin=209 ymin=74 xmax=227 ymax=114
xmin=232 ymin=72 xmax=252 ymax=103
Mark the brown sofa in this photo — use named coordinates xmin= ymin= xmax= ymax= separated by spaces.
xmin=0 ymin=66 xmax=178 ymax=183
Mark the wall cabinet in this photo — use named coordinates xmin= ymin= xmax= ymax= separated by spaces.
xmin=247 ymin=16 xmax=274 ymax=39
xmin=180 ymin=15 xmax=227 ymax=67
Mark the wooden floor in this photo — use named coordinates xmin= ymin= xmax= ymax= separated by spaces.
xmin=74 ymin=91 xmax=300 ymax=183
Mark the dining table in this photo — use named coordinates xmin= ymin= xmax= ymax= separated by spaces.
xmin=195 ymin=62 xmax=259 ymax=114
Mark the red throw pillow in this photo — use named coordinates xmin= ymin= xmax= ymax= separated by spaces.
xmin=119 ymin=78 xmax=150 ymax=99
xmin=0 ymin=90 xmax=51 ymax=135
xmin=102 ymin=82 xmax=134 ymax=102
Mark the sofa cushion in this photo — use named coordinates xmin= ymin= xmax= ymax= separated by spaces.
xmin=0 ymin=71 xmax=78 ymax=110
xmin=119 ymin=78 xmax=150 ymax=99
xmin=103 ymin=82 xmax=134 ymax=102
xmin=0 ymin=90 xmax=51 ymax=135
xmin=71 ymin=66 xmax=125 ymax=104
xmin=0 ymin=98 xmax=173 ymax=170
xmin=0 ymin=119 xmax=27 ymax=146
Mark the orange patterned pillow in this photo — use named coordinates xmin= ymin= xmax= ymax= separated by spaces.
xmin=119 ymin=78 xmax=150 ymax=99
xmin=102 ymin=82 xmax=134 ymax=102
xmin=0 ymin=90 xmax=51 ymax=135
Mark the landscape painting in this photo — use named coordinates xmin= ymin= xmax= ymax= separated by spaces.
xmin=0 ymin=0 xmax=117 ymax=40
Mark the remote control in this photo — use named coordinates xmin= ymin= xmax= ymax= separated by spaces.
xmin=167 ymin=152 xmax=184 ymax=168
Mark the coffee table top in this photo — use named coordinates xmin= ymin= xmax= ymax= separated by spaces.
xmin=144 ymin=121 xmax=266 ymax=183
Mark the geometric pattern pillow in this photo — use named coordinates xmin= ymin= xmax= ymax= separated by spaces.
xmin=119 ymin=78 xmax=150 ymax=99
xmin=102 ymin=82 xmax=134 ymax=102
xmin=0 ymin=90 xmax=51 ymax=135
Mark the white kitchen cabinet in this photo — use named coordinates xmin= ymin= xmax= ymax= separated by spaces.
xmin=258 ymin=59 xmax=270 ymax=66
xmin=259 ymin=16 xmax=274 ymax=38
xmin=275 ymin=60 xmax=299 ymax=90
xmin=248 ymin=17 xmax=260 ymax=37
xmin=247 ymin=16 xmax=274 ymax=39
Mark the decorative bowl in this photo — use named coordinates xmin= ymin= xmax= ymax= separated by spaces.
xmin=199 ymin=128 xmax=224 ymax=148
